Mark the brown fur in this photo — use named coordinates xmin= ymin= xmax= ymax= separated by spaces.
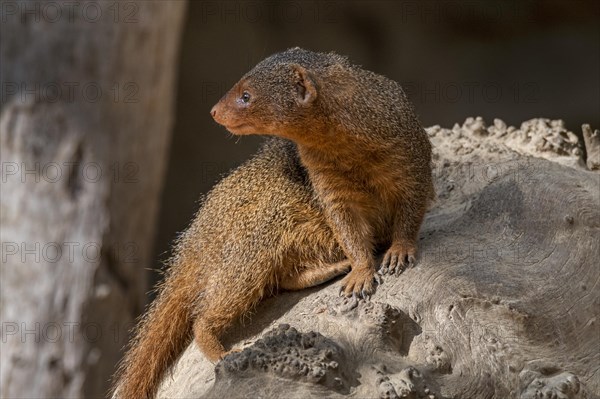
xmin=112 ymin=48 xmax=433 ymax=398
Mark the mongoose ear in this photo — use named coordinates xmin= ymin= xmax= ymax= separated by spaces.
xmin=291 ymin=64 xmax=318 ymax=105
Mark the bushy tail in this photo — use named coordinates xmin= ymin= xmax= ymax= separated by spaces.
xmin=111 ymin=280 xmax=192 ymax=399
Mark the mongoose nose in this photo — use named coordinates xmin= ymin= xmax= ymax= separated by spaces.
xmin=210 ymin=106 xmax=217 ymax=118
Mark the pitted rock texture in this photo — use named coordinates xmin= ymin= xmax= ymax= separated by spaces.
xmin=426 ymin=117 xmax=591 ymax=170
xmin=520 ymin=370 xmax=583 ymax=399
xmin=214 ymin=324 xmax=353 ymax=392
xmin=326 ymin=297 xmax=421 ymax=356
xmin=374 ymin=364 xmax=440 ymax=399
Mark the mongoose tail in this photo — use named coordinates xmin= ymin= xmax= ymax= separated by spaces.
xmin=111 ymin=274 xmax=192 ymax=399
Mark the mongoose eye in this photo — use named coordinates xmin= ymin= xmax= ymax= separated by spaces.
xmin=240 ymin=92 xmax=251 ymax=103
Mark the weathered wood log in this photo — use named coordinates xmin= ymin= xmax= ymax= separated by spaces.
xmin=157 ymin=118 xmax=599 ymax=399
xmin=582 ymin=124 xmax=600 ymax=171
xmin=0 ymin=2 xmax=186 ymax=397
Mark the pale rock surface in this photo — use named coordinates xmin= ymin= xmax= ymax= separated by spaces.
xmin=157 ymin=118 xmax=599 ymax=399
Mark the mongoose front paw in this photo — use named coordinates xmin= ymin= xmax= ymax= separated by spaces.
xmin=339 ymin=267 xmax=380 ymax=298
xmin=380 ymin=242 xmax=417 ymax=275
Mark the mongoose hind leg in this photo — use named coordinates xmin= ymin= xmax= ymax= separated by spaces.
xmin=193 ymin=316 xmax=227 ymax=362
xmin=280 ymin=260 xmax=351 ymax=291
xmin=193 ymin=274 xmax=270 ymax=362
xmin=340 ymin=267 xmax=380 ymax=298
xmin=194 ymin=260 xmax=350 ymax=362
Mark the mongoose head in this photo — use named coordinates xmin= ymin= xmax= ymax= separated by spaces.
xmin=211 ymin=47 xmax=350 ymax=143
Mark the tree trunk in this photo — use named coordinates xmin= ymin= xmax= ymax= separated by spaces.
xmin=0 ymin=1 xmax=186 ymax=397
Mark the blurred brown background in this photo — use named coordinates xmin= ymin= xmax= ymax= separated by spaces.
xmin=152 ymin=0 xmax=599 ymax=286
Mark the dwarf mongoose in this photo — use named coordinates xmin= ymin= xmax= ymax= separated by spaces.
xmin=112 ymin=47 xmax=433 ymax=398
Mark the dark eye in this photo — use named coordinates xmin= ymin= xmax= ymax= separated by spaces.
xmin=241 ymin=92 xmax=251 ymax=103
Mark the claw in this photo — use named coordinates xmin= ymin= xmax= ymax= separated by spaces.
xmin=339 ymin=286 xmax=345 ymax=297
xmin=382 ymin=241 xmax=418 ymax=277
xmin=374 ymin=273 xmax=382 ymax=285
xmin=381 ymin=254 xmax=390 ymax=269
